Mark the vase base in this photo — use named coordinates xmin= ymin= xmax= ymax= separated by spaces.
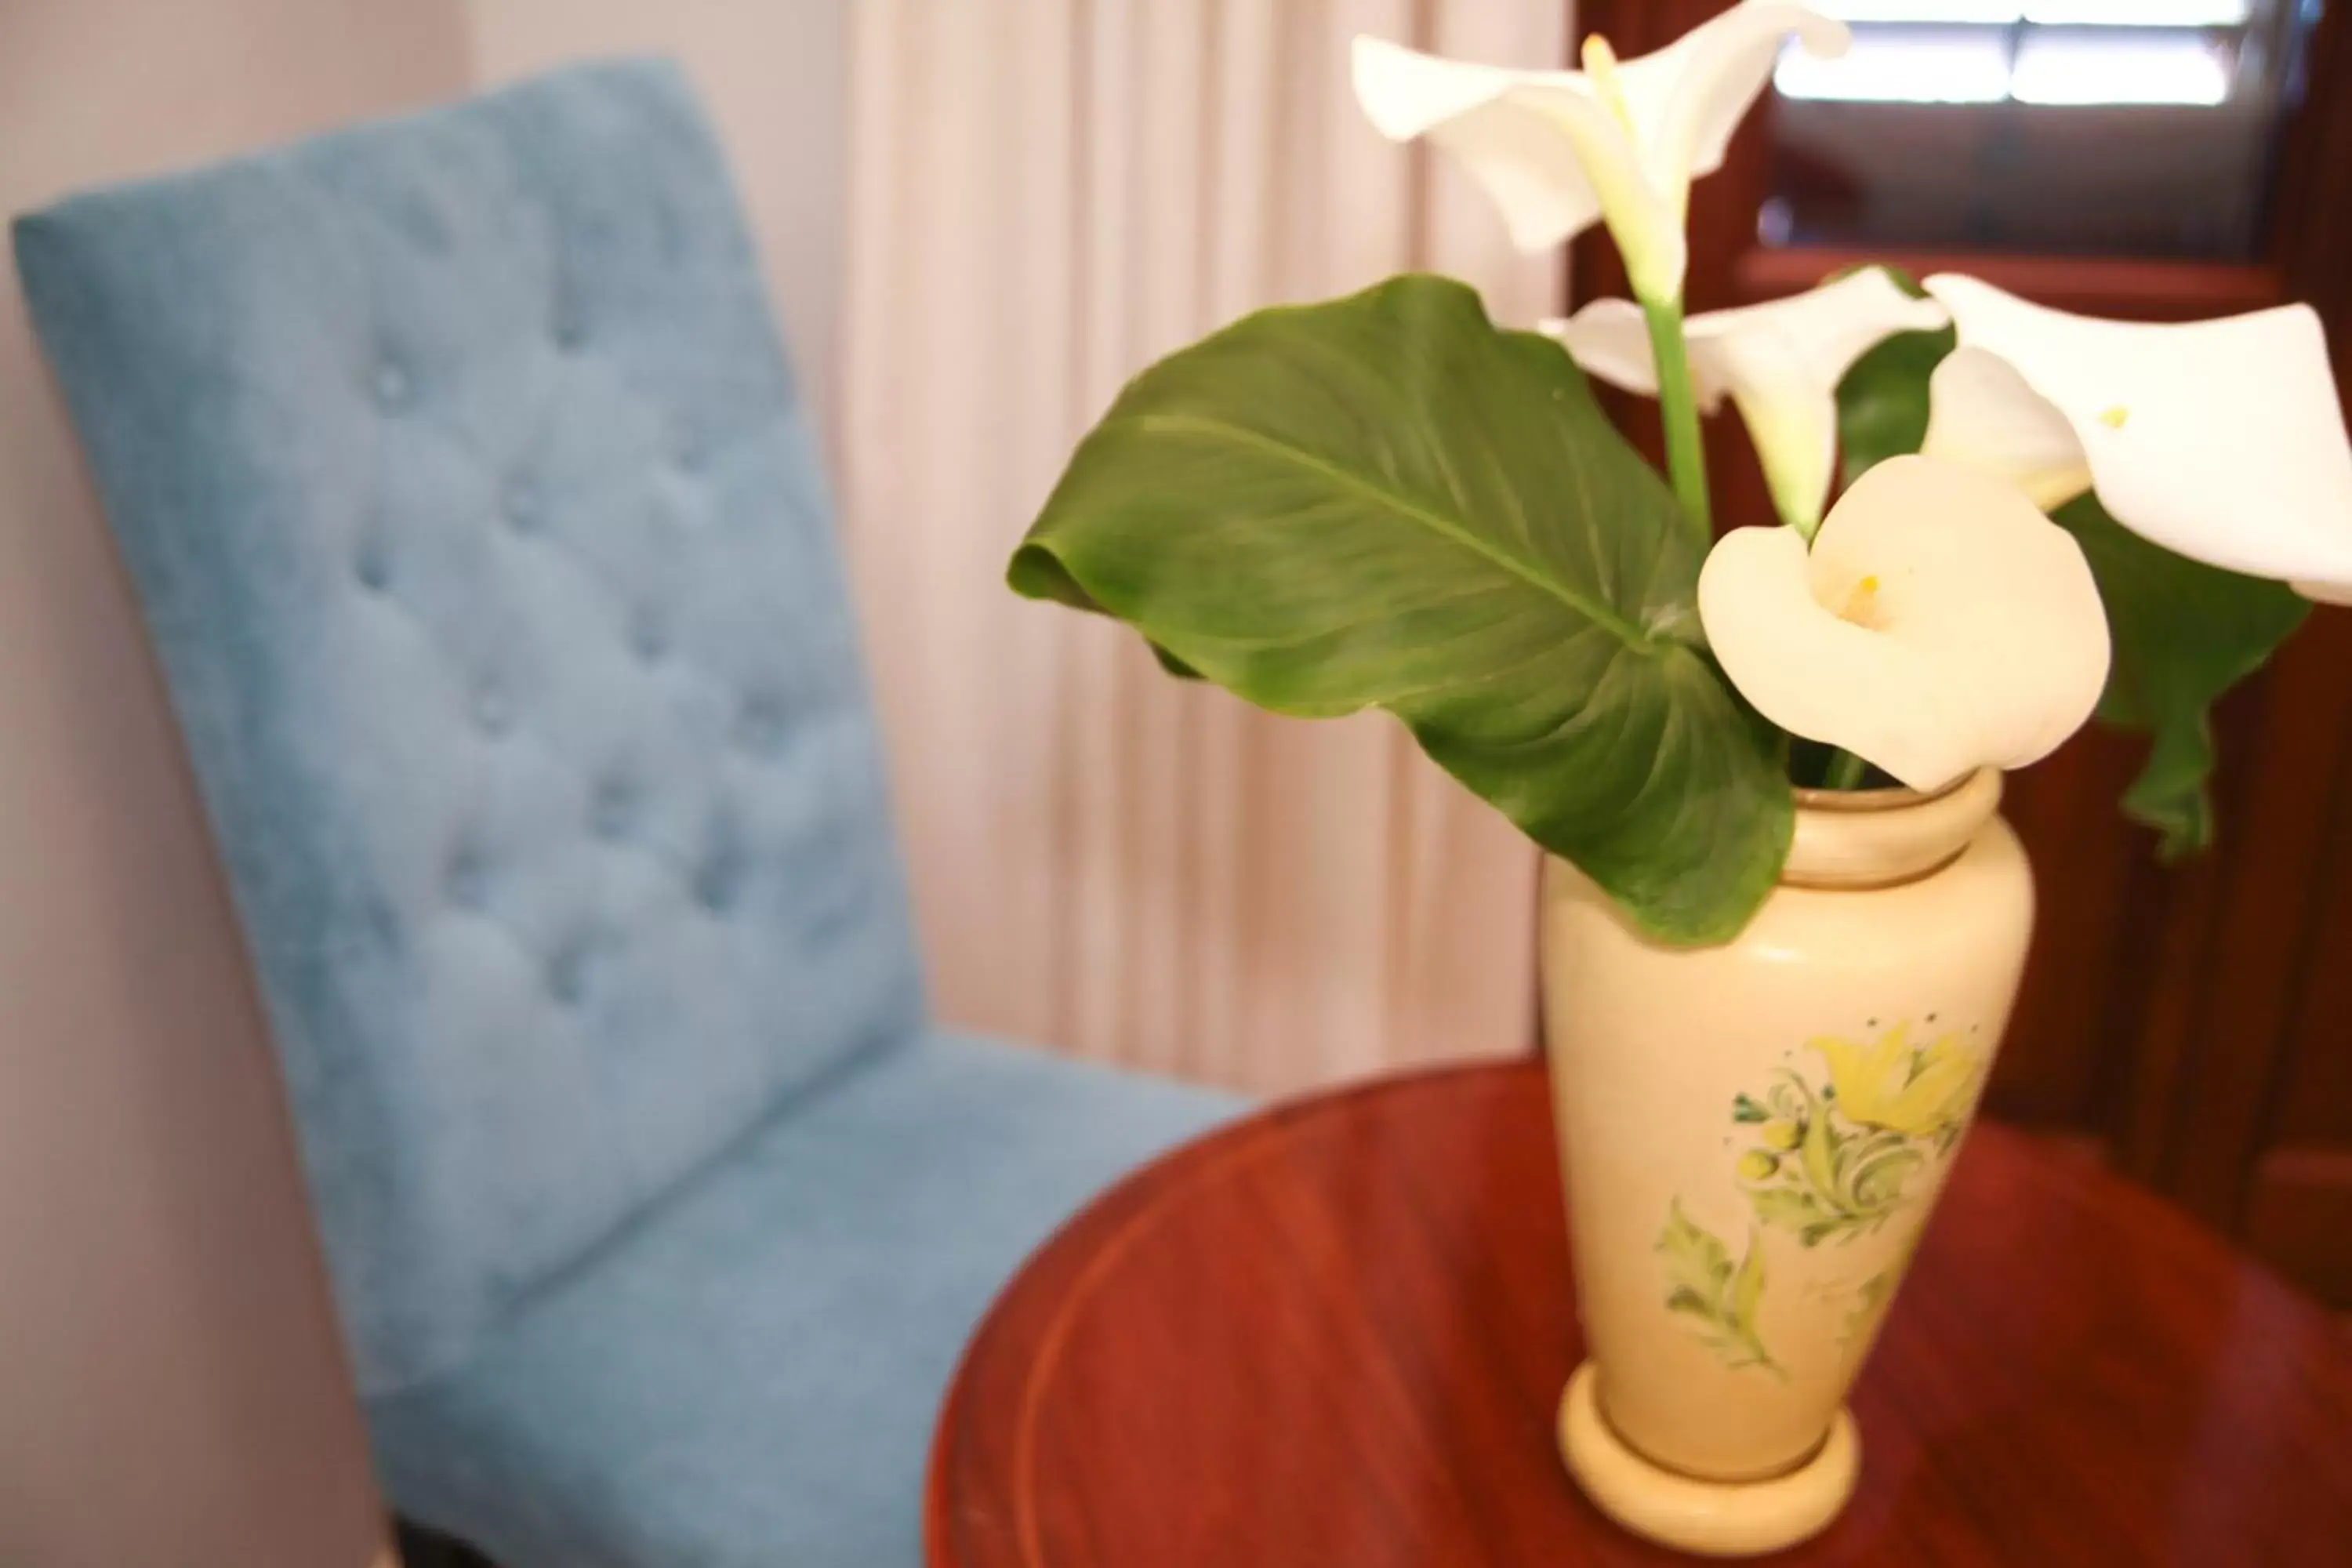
xmin=1557 ymin=1362 xmax=1859 ymax=1558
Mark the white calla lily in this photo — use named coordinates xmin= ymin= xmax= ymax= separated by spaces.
xmin=1921 ymin=273 xmax=2352 ymax=600
xmin=1698 ymin=454 xmax=2111 ymax=792
xmin=1546 ymin=268 xmax=1947 ymax=535
xmin=1917 ymin=346 xmax=2091 ymax=512
xmin=1352 ymin=3 xmax=1849 ymax=301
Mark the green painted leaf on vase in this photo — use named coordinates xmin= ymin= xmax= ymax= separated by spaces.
xmin=1746 ymin=1185 xmax=1831 ymax=1236
xmin=1798 ymin=1098 xmax=1843 ymax=1207
xmin=1655 ymin=1200 xmax=1781 ymax=1375
xmin=2049 ymin=492 xmax=2308 ymax=857
xmin=1010 ymin=274 xmax=1793 ymax=946
xmin=1842 ymin=1266 xmax=1900 ymax=1348
xmin=1659 ymin=1197 xmax=1735 ymax=1303
xmin=1846 ymin=1142 xmax=1926 ymax=1213
xmin=1730 ymin=1231 xmax=1767 ymax=1330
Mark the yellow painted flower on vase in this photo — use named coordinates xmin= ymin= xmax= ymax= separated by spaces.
xmin=1813 ymin=1022 xmax=1981 ymax=1146
xmin=1697 ymin=453 xmax=2112 ymax=792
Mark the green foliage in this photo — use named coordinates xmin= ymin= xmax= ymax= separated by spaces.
xmin=1835 ymin=325 xmax=1958 ymax=492
xmin=1011 ymin=274 xmax=1793 ymax=945
xmin=1831 ymin=318 xmax=2306 ymax=855
xmin=1831 ymin=264 xmax=1955 ymax=491
xmin=1657 ymin=1200 xmax=1780 ymax=1377
xmin=2049 ymin=494 xmax=2308 ymax=856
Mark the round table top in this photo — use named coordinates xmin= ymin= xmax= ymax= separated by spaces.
xmin=927 ymin=1062 xmax=2352 ymax=1567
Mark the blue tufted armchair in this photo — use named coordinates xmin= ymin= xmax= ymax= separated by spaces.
xmin=14 ymin=59 xmax=1236 ymax=1567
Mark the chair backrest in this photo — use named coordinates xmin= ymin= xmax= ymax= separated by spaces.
xmin=14 ymin=59 xmax=924 ymax=1395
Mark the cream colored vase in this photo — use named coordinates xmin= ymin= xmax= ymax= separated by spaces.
xmin=1541 ymin=769 xmax=2031 ymax=1557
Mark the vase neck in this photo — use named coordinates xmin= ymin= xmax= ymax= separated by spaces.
xmin=1782 ymin=769 xmax=2003 ymax=891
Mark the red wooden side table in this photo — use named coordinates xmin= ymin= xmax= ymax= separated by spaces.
xmin=928 ymin=1062 xmax=2352 ymax=1566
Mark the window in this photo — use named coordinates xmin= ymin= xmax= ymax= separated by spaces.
xmin=1762 ymin=0 xmax=2324 ymax=257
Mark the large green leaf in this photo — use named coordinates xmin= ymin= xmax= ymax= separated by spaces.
xmin=1829 ymin=264 xmax=1955 ymax=491
xmin=1009 ymin=274 xmax=1792 ymax=945
xmin=1832 ymin=329 xmax=2306 ymax=855
xmin=2049 ymin=493 xmax=2307 ymax=856
xmin=1835 ymin=322 xmax=1956 ymax=491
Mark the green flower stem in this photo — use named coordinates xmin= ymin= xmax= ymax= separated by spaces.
xmin=1822 ymin=749 xmax=1870 ymax=791
xmin=1641 ymin=295 xmax=1712 ymax=549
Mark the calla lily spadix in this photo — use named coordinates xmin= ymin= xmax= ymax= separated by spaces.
xmin=1698 ymin=454 xmax=2111 ymax=793
xmin=1545 ymin=268 xmax=1948 ymax=535
xmin=1351 ymin=3 xmax=1849 ymax=301
xmin=1920 ymin=273 xmax=2352 ymax=602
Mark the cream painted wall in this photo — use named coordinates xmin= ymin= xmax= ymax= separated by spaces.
xmin=0 ymin=4 xmax=463 ymax=1566
xmin=0 ymin=2 xmax=845 ymax=1562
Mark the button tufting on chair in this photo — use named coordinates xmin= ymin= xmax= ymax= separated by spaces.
xmin=692 ymin=858 xmax=737 ymax=914
xmin=590 ymin=778 xmax=633 ymax=838
xmin=446 ymin=847 xmax=489 ymax=909
xmin=547 ymin=942 xmax=591 ymax=1005
xmin=502 ymin=480 xmax=539 ymax=532
xmin=629 ymin=608 xmax=668 ymax=662
xmin=13 ymin=56 xmax=1242 ymax=1568
xmin=471 ymin=681 xmax=513 ymax=737
xmin=372 ymin=360 xmax=411 ymax=408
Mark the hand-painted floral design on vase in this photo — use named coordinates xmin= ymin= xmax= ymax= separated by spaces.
xmin=1657 ymin=1022 xmax=1988 ymax=1379
xmin=1736 ymin=1023 xmax=1984 ymax=1239
xmin=1544 ymin=770 xmax=2032 ymax=1552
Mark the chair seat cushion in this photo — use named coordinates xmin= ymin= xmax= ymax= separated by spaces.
xmin=365 ymin=1033 xmax=1238 ymax=1567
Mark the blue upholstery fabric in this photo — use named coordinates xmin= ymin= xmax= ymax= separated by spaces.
xmin=368 ymin=1031 xmax=1233 ymax=1568
xmin=15 ymin=60 xmax=927 ymax=1396
xmin=17 ymin=59 xmax=1245 ymax=1564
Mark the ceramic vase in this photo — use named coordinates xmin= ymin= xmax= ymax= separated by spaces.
xmin=1540 ymin=768 xmax=2032 ymax=1557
